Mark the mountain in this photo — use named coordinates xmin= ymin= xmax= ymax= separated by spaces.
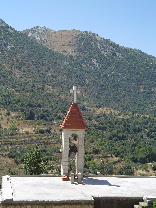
xmin=0 ymin=19 xmax=156 ymax=120
xmin=22 ymin=27 xmax=81 ymax=55
xmin=1 ymin=19 xmax=156 ymax=177
xmin=20 ymin=26 xmax=156 ymax=117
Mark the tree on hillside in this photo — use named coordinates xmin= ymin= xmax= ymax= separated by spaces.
xmin=24 ymin=145 xmax=48 ymax=175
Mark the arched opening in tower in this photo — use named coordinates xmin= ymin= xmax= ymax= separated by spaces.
xmin=68 ymin=133 xmax=78 ymax=175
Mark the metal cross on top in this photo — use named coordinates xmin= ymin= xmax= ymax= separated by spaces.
xmin=70 ymin=86 xmax=80 ymax=103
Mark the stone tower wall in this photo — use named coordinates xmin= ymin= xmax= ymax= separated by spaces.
xmin=61 ymin=129 xmax=85 ymax=177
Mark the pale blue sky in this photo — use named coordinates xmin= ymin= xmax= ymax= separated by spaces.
xmin=1 ymin=0 xmax=156 ymax=57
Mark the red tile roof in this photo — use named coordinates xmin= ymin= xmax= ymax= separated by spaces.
xmin=60 ymin=103 xmax=88 ymax=130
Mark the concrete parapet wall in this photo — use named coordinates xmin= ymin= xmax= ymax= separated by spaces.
xmin=93 ymin=197 xmax=142 ymax=208
xmin=1 ymin=197 xmax=143 ymax=208
xmin=1 ymin=201 xmax=93 ymax=208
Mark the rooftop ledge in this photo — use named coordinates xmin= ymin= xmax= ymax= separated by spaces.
xmin=1 ymin=175 xmax=156 ymax=203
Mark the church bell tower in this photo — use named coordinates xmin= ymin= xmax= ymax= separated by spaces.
xmin=60 ymin=86 xmax=87 ymax=178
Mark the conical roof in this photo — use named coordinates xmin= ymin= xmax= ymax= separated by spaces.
xmin=60 ymin=103 xmax=87 ymax=130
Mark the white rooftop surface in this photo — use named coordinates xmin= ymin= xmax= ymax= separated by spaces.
xmin=1 ymin=175 xmax=156 ymax=202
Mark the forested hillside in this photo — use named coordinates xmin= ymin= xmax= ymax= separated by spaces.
xmin=1 ymin=19 xmax=156 ymax=118
xmin=0 ymin=19 xmax=156 ymax=178
xmin=24 ymin=26 xmax=156 ymax=116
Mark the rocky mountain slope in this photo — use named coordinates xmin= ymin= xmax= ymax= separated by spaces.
xmin=22 ymin=27 xmax=81 ymax=55
xmin=0 ymin=19 xmax=156 ymax=118
xmin=22 ymin=26 xmax=127 ymax=58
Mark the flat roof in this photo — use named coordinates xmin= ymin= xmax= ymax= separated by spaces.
xmin=1 ymin=175 xmax=156 ymax=202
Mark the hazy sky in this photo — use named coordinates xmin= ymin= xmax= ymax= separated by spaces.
xmin=1 ymin=0 xmax=156 ymax=57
